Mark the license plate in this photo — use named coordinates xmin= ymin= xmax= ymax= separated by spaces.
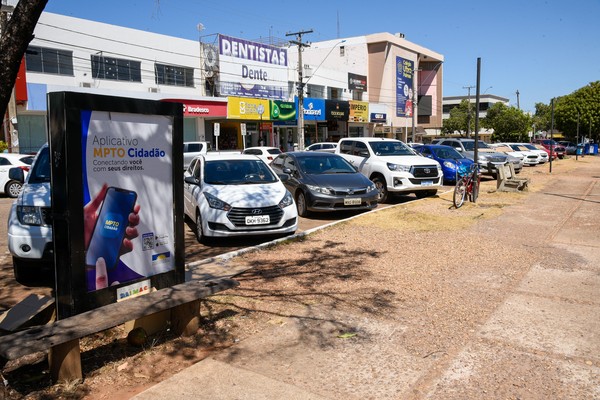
xmin=245 ymin=215 xmax=270 ymax=225
xmin=421 ymin=181 xmax=433 ymax=186
xmin=344 ymin=198 xmax=361 ymax=206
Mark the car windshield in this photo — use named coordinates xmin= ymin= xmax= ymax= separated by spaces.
xmin=27 ymin=146 xmax=51 ymax=184
xmin=523 ymin=144 xmax=538 ymax=150
xmin=204 ymin=159 xmax=278 ymax=184
xmin=461 ymin=141 xmax=490 ymax=151
xmin=368 ymin=141 xmax=414 ymax=156
xmin=432 ymin=147 xmax=463 ymax=160
xmin=298 ymin=155 xmax=355 ymax=174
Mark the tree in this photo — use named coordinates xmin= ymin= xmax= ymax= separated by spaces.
xmin=532 ymin=102 xmax=552 ymax=134
xmin=553 ymin=81 xmax=600 ymax=141
xmin=442 ymin=99 xmax=473 ymax=136
xmin=483 ymin=102 xmax=531 ymax=143
xmin=0 ymin=0 xmax=48 ymax=132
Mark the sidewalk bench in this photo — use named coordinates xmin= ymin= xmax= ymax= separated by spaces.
xmin=496 ymin=163 xmax=529 ymax=192
xmin=0 ymin=278 xmax=239 ymax=382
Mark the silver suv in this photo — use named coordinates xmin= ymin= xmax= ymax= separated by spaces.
xmin=434 ymin=138 xmax=510 ymax=176
xmin=335 ymin=137 xmax=442 ymax=202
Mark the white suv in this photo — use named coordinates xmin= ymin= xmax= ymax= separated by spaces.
xmin=335 ymin=137 xmax=442 ymax=202
xmin=7 ymin=144 xmax=54 ymax=285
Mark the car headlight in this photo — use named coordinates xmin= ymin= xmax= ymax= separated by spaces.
xmin=278 ymin=191 xmax=294 ymax=209
xmin=306 ymin=184 xmax=334 ymax=195
xmin=366 ymin=183 xmax=377 ymax=193
xmin=477 ymin=155 xmax=488 ymax=163
xmin=203 ymin=192 xmax=231 ymax=211
xmin=443 ymin=161 xmax=456 ymax=170
xmin=387 ymin=162 xmax=410 ymax=172
xmin=17 ymin=206 xmax=44 ymax=226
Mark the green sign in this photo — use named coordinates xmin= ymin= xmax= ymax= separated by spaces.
xmin=271 ymin=101 xmax=296 ymax=121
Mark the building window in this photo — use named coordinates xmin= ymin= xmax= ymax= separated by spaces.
xmin=91 ymin=55 xmax=141 ymax=82
xmin=155 ymin=63 xmax=194 ymax=87
xmin=339 ymin=46 xmax=345 ymax=56
xmin=352 ymin=90 xmax=363 ymax=101
xmin=25 ymin=46 xmax=74 ymax=76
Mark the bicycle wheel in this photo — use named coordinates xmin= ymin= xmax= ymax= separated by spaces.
xmin=453 ymin=177 xmax=468 ymax=208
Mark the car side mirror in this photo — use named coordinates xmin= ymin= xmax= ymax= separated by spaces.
xmin=279 ymin=174 xmax=290 ymax=182
xmin=359 ymin=151 xmax=370 ymax=158
xmin=282 ymin=167 xmax=292 ymax=174
xmin=8 ymin=167 xmax=25 ymax=183
xmin=184 ymin=176 xmax=200 ymax=186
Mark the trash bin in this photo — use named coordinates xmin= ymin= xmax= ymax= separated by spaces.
xmin=577 ymin=145 xmax=584 ymax=155
xmin=590 ymin=144 xmax=599 ymax=155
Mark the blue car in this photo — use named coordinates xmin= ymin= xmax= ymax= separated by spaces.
xmin=413 ymin=144 xmax=474 ymax=183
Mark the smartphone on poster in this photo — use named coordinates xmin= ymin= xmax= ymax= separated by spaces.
xmin=85 ymin=187 xmax=138 ymax=272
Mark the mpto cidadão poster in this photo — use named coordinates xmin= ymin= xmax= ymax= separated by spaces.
xmin=81 ymin=111 xmax=174 ymax=292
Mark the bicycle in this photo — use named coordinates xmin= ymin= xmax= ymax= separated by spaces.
xmin=453 ymin=163 xmax=480 ymax=208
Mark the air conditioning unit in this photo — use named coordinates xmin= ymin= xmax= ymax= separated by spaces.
xmin=79 ymin=82 xmax=92 ymax=88
xmin=148 ymin=87 xmax=159 ymax=93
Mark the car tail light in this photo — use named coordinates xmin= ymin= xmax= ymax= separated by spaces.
xmin=19 ymin=165 xmax=30 ymax=172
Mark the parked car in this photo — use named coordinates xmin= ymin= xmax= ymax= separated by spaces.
xmin=335 ymin=137 xmax=442 ymax=202
xmin=7 ymin=144 xmax=53 ymax=284
xmin=532 ymin=143 xmax=558 ymax=160
xmin=558 ymin=141 xmax=578 ymax=155
xmin=434 ymin=138 xmax=509 ymax=177
xmin=413 ymin=144 xmax=474 ymax=183
xmin=519 ymin=143 xmax=549 ymax=163
xmin=183 ymin=154 xmax=297 ymax=243
xmin=270 ymin=151 xmax=378 ymax=217
xmin=241 ymin=146 xmax=282 ymax=163
xmin=497 ymin=143 xmax=543 ymax=165
xmin=183 ymin=141 xmax=209 ymax=169
xmin=533 ymin=139 xmax=566 ymax=159
xmin=0 ymin=153 xmax=31 ymax=198
xmin=305 ymin=142 xmax=338 ymax=153
xmin=490 ymin=143 xmax=538 ymax=167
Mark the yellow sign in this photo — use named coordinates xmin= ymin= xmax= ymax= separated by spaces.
xmin=227 ymin=97 xmax=271 ymax=120
xmin=349 ymin=100 xmax=369 ymax=122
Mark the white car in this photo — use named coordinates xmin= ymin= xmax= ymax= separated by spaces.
xmin=183 ymin=154 xmax=297 ymax=242
xmin=7 ymin=144 xmax=53 ymax=284
xmin=305 ymin=142 xmax=338 ymax=153
xmin=494 ymin=143 xmax=541 ymax=166
xmin=335 ymin=137 xmax=443 ymax=202
xmin=183 ymin=141 xmax=209 ymax=170
xmin=0 ymin=153 xmax=31 ymax=198
xmin=512 ymin=143 xmax=548 ymax=164
xmin=241 ymin=146 xmax=282 ymax=164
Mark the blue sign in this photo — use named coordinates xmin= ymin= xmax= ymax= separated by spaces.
xmin=295 ymin=97 xmax=326 ymax=121
xmin=370 ymin=113 xmax=387 ymax=123
xmin=396 ymin=56 xmax=414 ymax=117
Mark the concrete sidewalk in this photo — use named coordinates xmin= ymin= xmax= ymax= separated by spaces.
xmin=134 ymin=158 xmax=600 ymax=400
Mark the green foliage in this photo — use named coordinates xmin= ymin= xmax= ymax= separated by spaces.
xmin=551 ymin=81 xmax=600 ymax=140
xmin=442 ymin=99 xmax=473 ymax=135
xmin=483 ymin=103 xmax=531 ymax=142
xmin=0 ymin=141 xmax=8 ymax=153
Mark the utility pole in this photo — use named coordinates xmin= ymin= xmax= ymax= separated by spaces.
xmin=576 ymin=111 xmax=580 ymax=161
xmin=516 ymin=90 xmax=520 ymax=110
xmin=463 ymin=85 xmax=475 ymax=137
xmin=286 ymin=29 xmax=313 ymax=150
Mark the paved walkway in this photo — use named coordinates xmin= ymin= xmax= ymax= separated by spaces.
xmin=134 ymin=157 xmax=600 ymax=399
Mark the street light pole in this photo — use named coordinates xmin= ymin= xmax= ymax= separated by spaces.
xmin=286 ymin=29 xmax=313 ymax=151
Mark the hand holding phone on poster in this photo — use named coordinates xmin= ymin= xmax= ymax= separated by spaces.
xmin=84 ymin=183 xmax=141 ymax=289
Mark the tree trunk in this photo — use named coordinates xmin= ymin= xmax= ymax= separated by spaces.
xmin=0 ymin=0 xmax=48 ymax=133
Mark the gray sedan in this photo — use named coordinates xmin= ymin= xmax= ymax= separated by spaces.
xmin=270 ymin=152 xmax=379 ymax=217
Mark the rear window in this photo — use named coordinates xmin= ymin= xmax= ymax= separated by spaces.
xmin=267 ymin=148 xmax=282 ymax=155
xmin=28 ymin=146 xmax=51 ymax=184
xmin=185 ymin=143 xmax=203 ymax=152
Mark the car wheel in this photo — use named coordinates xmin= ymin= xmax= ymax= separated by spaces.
xmin=296 ymin=191 xmax=310 ymax=217
xmin=372 ymin=176 xmax=388 ymax=203
xmin=195 ymin=212 xmax=205 ymax=244
xmin=415 ymin=190 xmax=437 ymax=199
xmin=5 ymin=180 xmax=22 ymax=198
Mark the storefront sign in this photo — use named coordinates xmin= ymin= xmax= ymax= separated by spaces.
xmin=227 ymin=96 xmax=271 ymax=120
xmin=271 ymin=100 xmax=296 ymax=121
xmin=325 ymin=100 xmax=350 ymax=121
xmin=218 ymin=34 xmax=288 ymax=100
xmin=297 ymin=97 xmax=326 ymax=121
xmin=349 ymin=100 xmax=369 ymax=122
xmin=348 ymin=72 xmax=367 ymax=91
xmin=370 ymin=113 xmax=387 ymax=123
xmin=396 ymin=56 xmax=414 ymax=117
xmin=163 ymin=99 xmax=227 ymax=117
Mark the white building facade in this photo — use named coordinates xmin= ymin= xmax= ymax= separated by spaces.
xmin=9 ymin=11 xmax=444 ymax=153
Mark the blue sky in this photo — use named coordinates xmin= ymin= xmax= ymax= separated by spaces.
xmin=43 ymin=0 xmax=599 ymax=113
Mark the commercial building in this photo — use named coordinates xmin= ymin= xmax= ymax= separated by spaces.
xmin=6 ymin=10 xmax=444 ymax=153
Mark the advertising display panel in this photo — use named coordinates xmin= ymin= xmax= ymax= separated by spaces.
xmin=218 ymin=34 xmax=288 ymax=100
xmin=227 ymin=96 xmax=271 ymax=120
xmin=325 ymin=100 xmax=350 ymax=121
xmin=48 ymin=92 xmax=184 ymax=318
xmin=396 ymin=56 xmax=414 ymax=117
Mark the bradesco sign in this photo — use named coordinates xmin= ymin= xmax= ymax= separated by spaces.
xmin=218 ymin=34 xmax=288 ymax=99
